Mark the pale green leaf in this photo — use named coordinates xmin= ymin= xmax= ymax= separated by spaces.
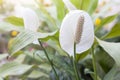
xmin=52 ymin=0 xmax=65 ymax=21
xmin=76 ymin=50 xmax=90 ymax=62
xmin=95 ymin=14 xmax=118 ymax=32
xmin=102 ymin=23 xmax=120 ymax=39
xmin=100 ymin=15 xmax=117 ymax=26
xmin=8 ymin=30 xmax=57 ymax=56
xmin=96 ymin=38 xmax=120 ymax=66
xmin=70 ymin=0 xmax=90 ymax=11
xmin=28 ymin=70 xmax=49 ymax=79
xmin=4 ymin=16 xmax=24 ymax=26
xmin=87 ymin=0 xmax=98 ymax=14
xmin=14 ymin=54 xmax=26 ymax=63
xmin=80 ymin=0 xmax=90 ymax=11
xmin=0 ymin=62 xmax=33 ymax=77
xmin=70 ymin=0 xmax=80 ymax=9
xmin=28 ymin=63 xmax=51 ymax=78
xmin=0 ymin=22 xmax=23 ymax=32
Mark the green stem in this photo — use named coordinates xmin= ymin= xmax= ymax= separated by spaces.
xmin=91 ymin=46 xmax=97 ymax=80
xmin=73 ymin=43 xmax=81 ymax=80
xmin=38 ymin=39 xmax=59 ymax=80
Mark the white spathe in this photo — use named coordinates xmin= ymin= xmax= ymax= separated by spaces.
xmin=14 ymin=6 xmax=40 ymax=44
xmin=22 ymin=8 xmax=40 ymax=31
xmin=14 ymin=5 xmax=40 ymax=31
xmin=59 ymin=10 xmax=94 ymax=56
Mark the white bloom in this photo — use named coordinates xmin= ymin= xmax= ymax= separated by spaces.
xmin=59 ymin=10 xmax=94 ymax=56
xmin=14 ymin=5 xmax=40 ymax=44
xmin=14 ymin=5 xmax=40 ymax=31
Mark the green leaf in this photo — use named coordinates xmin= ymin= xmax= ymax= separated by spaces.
xmin=4 ymin=16 xmax=24 ymax=26
xmin=52 ymin=0 xmax=65 ymax=21
xmin=103 ymin=64 xmax=120 ymax=80
xmin=8 ymin=30 xmax=57 ymax=56
xmin=76 ymin=50 xmax=90 ymax=62
xmin=0 ymin=22 xmax=23 ymax=32
xmin=70 ymin=0 xmax=90 ymax=11
xmin=0 ymin=62 xmax=33 ymax=77
xmin=87 ymin=0 xmax=98 ymax=14
xmin=80 ymin=0 xmax=90 ymax=11
xmin=102 ymin=23 xmax=120 ymax=39
xmin=70 ymin=0 xmax=80 ymax=9
xmin=101 ymin=15 xmax=117 ymax=26
xmin=95 ymin=15 xmax=118 ymax=32
xmin=96 ymin=38 xmax=120 ymax=66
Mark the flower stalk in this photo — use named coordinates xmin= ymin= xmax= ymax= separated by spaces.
xmin=73 ymin=43 xmax=81 ymax=80
xmin=38 ymin=39 xmax=59 ymax=80
xmin=91 ymin=46 xmax=97 ymax=80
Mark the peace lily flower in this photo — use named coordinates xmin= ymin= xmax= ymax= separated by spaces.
xmin=14 ymin=5 xmax=40 ymax=32
xmin=59 ymin=10 xmax=94 ymax=56
xmin=14 ymin=5 xmax=40 ymax=44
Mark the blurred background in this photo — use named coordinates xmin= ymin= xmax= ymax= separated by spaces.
xmin=0 ymin=0 xmax=120 ymax=80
